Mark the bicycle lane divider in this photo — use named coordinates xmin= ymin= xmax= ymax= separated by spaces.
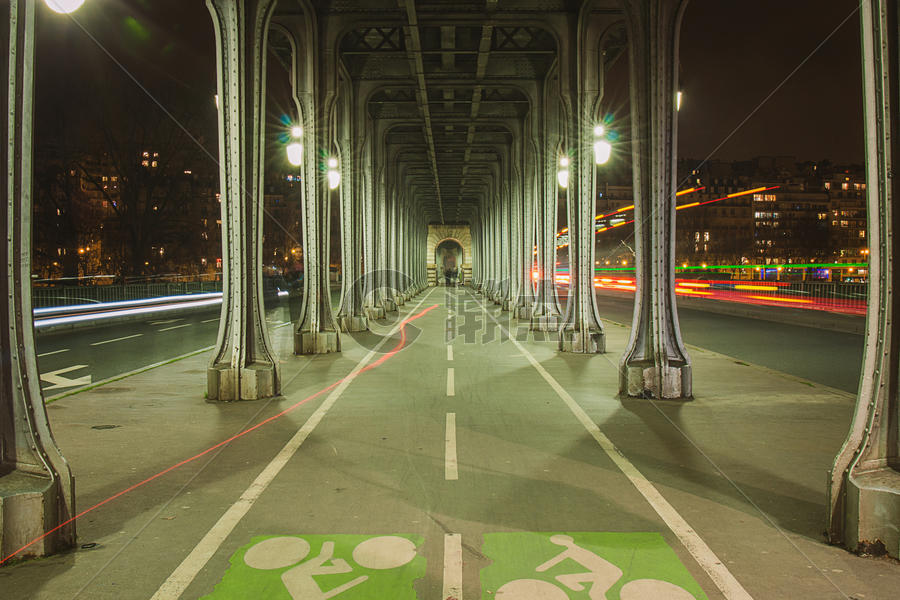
xmin=466 ymin=289 xmax=754 ymax=600
xmin=131 ymin=288 xmax=438 ymax=599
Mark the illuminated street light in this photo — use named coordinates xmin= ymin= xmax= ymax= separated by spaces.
xmin=593 ymin=125 xmax=612 ymax=165
xmin=44 ymin=0 xmax=85 ymax=13
xmin=286 ymin=125 xmax=303 ymax=166
xmin=677 ymin=91 xmax=683 ymax=111
xmin=286 ymin=143 xmax=303 ymax=166
xmin=327 ymin=157 xmax=341 ymax=189
xmin=557 ymin=156 xmax=569 ymax=189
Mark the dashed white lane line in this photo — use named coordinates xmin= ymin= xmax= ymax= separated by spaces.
xmin=201 ymin=318 xmax=219 ymax=324
xmin=470 ymin=291 xmax=754 ymax=600
xmin=443 ymin=533 xmax=463 ymax=599
xmin=445 ymin=413 xmax=458 ymax=481
xmin=446 ymin=367 xmax=455 ymax=396
xmin=150 ymin=287 xmax=437 ymax=600
xmin=90 ymin=333 xmax=143 ymax=346
xmin=447 ymin=345 xmax=453 ymax=361
xmin=38 ymin=349 xmax=69 ymax=357
xmin=159 ymin=323 xmax=191 ymax=332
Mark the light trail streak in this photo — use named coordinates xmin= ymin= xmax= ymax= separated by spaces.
xmin=0 ymin=303 xmax=439 ymax=565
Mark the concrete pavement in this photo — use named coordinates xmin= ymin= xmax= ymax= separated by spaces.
xmin=1 ymin=285 xmax=897 ymax=599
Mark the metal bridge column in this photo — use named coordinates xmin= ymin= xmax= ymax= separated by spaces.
xmin=619 ymin=0 xmax=691 ymax=398
xmin=206 ymin=0 xmax=281 ymax=398
xmin=0 ymin=0 xmax=75 ymax=561
xmin=559 ymin=8 xmax=605 ymax=354
xmin=295 ymin=24 xmax=341 ymax=354
xmin=336 ymin=110 xmax=367 ymax=332
xmin=828 ymin=0 xmax=900 ymax=560
xmin=530 ymin=104 xmax=562 ymax=331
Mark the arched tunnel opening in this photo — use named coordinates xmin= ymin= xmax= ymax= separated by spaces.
xmin=435 ymin=239 xmax=463 ymax=286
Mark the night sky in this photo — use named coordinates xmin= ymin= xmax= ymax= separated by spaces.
xmin=34 ymin=0 xmax=865 ymax=165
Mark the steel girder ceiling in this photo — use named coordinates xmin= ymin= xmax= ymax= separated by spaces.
xmin=327 ymin=0 xmax=559 ymax=224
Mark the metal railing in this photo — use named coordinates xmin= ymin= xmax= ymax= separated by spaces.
xmin=32 ymin=280 xmax=223 ymax=308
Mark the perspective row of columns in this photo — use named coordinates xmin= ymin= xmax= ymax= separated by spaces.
xmin=2 ymin=0 xmax=898 ymax=563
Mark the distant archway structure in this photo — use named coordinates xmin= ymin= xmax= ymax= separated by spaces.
xmin=426 ymin=225 xmax=472 ymax=285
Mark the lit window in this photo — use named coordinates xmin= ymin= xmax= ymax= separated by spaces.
xmin=151 ymin=161 xmax=158 ymax=168
xmin=824 ymin=182 xmax=831 ymax=190
xmin=102 ymin=176 xmax=108 ymax=182
xmin=142 ymin=151 xmax=149 ymax=158
xmin=694 ymin=231 xmax=700 ymax=242
xmin=840 ymin=220 xmax=849 ymax=227
xmin=842 ymin=182 xmax=849 ymax=190
xmin=859 ymin=230 xmax=866 ymax=238
xmin=142 ymin=160 xmax=149 ymax=167
xmin=703 ymin=231 xmax=710 ymax=241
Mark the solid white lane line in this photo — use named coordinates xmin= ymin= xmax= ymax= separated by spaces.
xmin=200 ymin=318 xmax=219 ymax=324
xmin=443 ymin=533 xmax=463 ymax=600
xmin=445 ymin=413 xmax=458 ymax=481
xmin=447 ymin=367 xmax=455 ymax=396
xmin=470 ymin=292 xmax=754 ymax=600
xmin=90 ymin=334 xmax=143 ymax=346
xmin=38 ymin=349 xmax=69 ymax=357
xmin=150 ymin=287 xmax=437 ymax=600
xmin=447 ymin=345 xmax=453 ymax=361
xmin=159 ymin=324 xmax=191 ymax=332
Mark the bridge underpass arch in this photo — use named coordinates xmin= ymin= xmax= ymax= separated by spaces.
xmin=2 ymin=0 xmax=899 ymax=585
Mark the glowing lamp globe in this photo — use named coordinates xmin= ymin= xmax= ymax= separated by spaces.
xmin=286 ymin=143 xmax=303 ymax=167
xmin=594 ymin=140 xmax=612 ymax=165
xmin=44 ymin=0 xmax=86 ymax=14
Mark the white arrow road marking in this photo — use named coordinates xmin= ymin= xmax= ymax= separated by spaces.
xmin=41 ymin=365 xmax=92 ymax=390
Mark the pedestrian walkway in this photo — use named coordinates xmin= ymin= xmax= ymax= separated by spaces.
xmin=2 ymin=286 xmax=898 ymax=599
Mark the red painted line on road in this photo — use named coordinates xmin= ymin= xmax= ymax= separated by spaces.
xmin=1 ymin=303 xmax=439 ymax=565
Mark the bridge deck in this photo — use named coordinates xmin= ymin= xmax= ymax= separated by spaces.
xmin=4 ymin=287 xmax=898 ymax=600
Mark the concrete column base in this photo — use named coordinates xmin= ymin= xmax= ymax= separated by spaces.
xmin=529 ymin=314 xmax=561 ymax=331
xmin=0 ymin=473 xmax=68 ymax=561
xmin=365 ymin=306 xmax=385 ymax=320
xmin=620 ymin=363 xmax=692 ymax=399
xmin=383 ymin=299 xmax=398 ymax=313
xmin=516 ymin=305 xmax=533 ymax=320
xmin=501 ymin=299 xmax=516 ymax=312
xmin=841 ymin=469 xmax=900 ymax=559
xmin=338 ymin=315 xmax=368 ymax=333
xmin=207 ymin=363 xmax=278 ymax=401
xmin=294 ymin=331 xmax=340 ymax=355
xmin=559 ymin=328 xmax=605 ymax=354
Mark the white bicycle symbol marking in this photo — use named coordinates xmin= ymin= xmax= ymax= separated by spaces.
xmin=495 ymin=535 xmax=695 ymax=600
xmin=243 ymin=535 xmax=417 ymax=600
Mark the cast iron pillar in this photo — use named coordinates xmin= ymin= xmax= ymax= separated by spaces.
xmin=530 ymin=85 xmax=562 ymax=331
xmin=619 ymin=0 xmax=691 ymax=399
xmin=559 ymin=7 xmax=606 ymax=354
xmin=295 ymin=16 xmax=341 ymax=354
xmin=827 ymin=0 xmax=900 ymax=560
xmin=206 ymin=0 xmax=281 ymax=400
xmin=0 ymin=0 xmax=75 ymax=562
xmin=336 ymin=84 xmax=367 ymax=333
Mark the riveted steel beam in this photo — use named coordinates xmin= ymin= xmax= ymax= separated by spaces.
xmin=618 ymin=0 xmax=691 ymax=399
xmin=206 ymin=0 xmax=281 ymax=399
xmin=827 ymin=0 xmax=900 ymax=559
xmin=0 ymin=0 xmax=75 ymax=562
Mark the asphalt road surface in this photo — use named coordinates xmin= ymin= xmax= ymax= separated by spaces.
xmin=34 ymin=289 xmax=865 ymax=399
